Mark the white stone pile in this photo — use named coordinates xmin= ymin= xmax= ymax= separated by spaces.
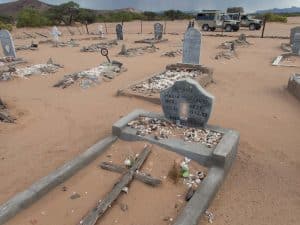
xmin=131 ymin=70 xmax=200 ymax=94
xmin=127 ymin=116 xmax=222 ymax=148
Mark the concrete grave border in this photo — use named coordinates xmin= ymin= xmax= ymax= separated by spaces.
xmin=0 ymin=109 xmax=239 ymax=225
xmin=113 ymin=109 xmax=240 ymax=225
xmin=117 ymin=63 xmax=213 ymax=105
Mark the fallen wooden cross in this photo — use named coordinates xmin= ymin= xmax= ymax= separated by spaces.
xmin=79 ymin=145 xmax=161 ymax=225
xmin=99 ymin=162 xmax=161 ymax=186
xmin=23 ymin=32 xmax=35 ymax=39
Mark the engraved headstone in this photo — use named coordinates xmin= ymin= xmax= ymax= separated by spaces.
xmin=160 ymin=78 xmax=214 ymax=127
xmin=290 ymin=26 xmax=300 ymax=44
xmin=0 ymin=30 xmax=16 ymax=58
xmin=292 ymin=33 xmax=300 ymax=55
xmin=182 ymin=28 xmax=201 ymax=65
xmin=154 ymin=23 xmax=163 ymax=40
xmin=116 ymin=24 xmax=123 ymax=40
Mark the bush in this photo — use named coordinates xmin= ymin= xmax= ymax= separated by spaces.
xmin=17 ymin=8 xmax=51 ymax=27
xmin=0 ymin=21 xmax=13 ymax=31
xmin=97 ymin=11 xmax=144 ymax=22
xmin=263 ymin=13 xmax=287 ymax=23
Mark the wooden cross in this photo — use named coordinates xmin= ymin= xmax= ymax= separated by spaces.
xmin=79 ymin=145 xmax=161 ymax=225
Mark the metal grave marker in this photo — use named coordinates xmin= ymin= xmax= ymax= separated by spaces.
xmin=290 ymin=26 xmax=300 ymax=45
xmin=292 ymin=33 xmax=300 ymax=55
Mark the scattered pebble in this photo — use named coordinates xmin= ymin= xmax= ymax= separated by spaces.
xmin=70 ymin=192 xmax=81 ymax=200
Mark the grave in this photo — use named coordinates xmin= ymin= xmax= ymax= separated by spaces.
xmin=0 ymin=80 xmax=239 ymax=225
xmin=281 ymin=27 xmax=300 ymax=52
xmin=118 ymin=28 xmax=213 ymax=104
xmin=183 ymin=28 xmax=201 ymax=64
xmin=118 ymin=44 xmax=158 ymax=57
xmin=118 ymin=63 xmax=213 ymax=104
xmin=135 ymin=23 xmax=168 ymax=44
xmin=0 ymin=29 xmax=16 ymax=58
xmin=272 ymin=52 xmax=300 ymax=68
xmin=0 ymin=59 xmax=62 ymax=81
xmin=116 ymin=24 xmax=123 ymax=40
xmin=292 ymin=33 xmax=300 ymax=55
xmin=287 ymin=74 xmax=300 ymax=101
xmin=53 ymin=61 xmax=126 ymax=89
xmin=81 ymin=40 xmax=118 ymax=52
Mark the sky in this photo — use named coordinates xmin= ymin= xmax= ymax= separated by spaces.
xmin=1 ymin=0 xmax=300 ymax=12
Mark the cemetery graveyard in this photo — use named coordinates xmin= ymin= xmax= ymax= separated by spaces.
xmin=0 ymin=16 xmax=300 ymax=225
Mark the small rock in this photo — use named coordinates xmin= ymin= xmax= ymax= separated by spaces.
xmin=121 ymin=187 xmax=129 ymax=194
xmin=120 ymin=203 xmax=128 ymax=211
xmin=185 ymin=187 xmax=195 ymax=201
xmin=70 ymin=192 xmax=81 ymax=199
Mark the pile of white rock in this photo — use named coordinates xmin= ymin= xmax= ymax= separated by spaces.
xmin=127 ymin=116 xmax=222 ymax=148
xmin=131 ymin=70 xmax=200 ymax=94
xmin=54 ymin=61 xmax=124 ymax=89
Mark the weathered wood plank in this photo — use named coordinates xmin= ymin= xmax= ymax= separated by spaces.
xmin=79 ymin=145 xmax=152 ymax=225
xmin=99 ymin=162 xmax=161 ymax=186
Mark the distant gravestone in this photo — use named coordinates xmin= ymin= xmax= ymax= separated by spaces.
xmin=154 ymin=23 xmax=163 ymax=40
xmin=116 ymin=24 xmax=123 ymax=40
xmin=160 ymin=78 xmax=214 ymax=127
xmin=292 ymin=33 xmax=300 ymax=55
xmin=182 ymin=28 xmax=201 ymax=65
xmin=0 ymin=30 xmax=16 ymax=58
xmin=290 ymin=26 xmax=300 ymax=44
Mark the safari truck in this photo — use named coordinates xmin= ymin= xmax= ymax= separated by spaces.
xmin=227 ymin=13 xmax=262 ymax=30
xmin=195 ymin=10 xmax=240 ymax=32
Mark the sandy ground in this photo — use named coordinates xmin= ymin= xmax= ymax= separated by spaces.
xmin=6 ymin=140 xmax=206 ymax=225
xmin=0 ymin=18 xmax=300 ymax=225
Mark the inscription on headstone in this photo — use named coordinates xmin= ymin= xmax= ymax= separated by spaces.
xmin=116 ymin=24 xmax=123 ymax=40
xmin=160 ymin=78 xmax=214 ymax=127
xmin=0 ymin=30 xmax=16 ymax=58
xmin=182 ymin=28 xmax=201 ymax=65
xmin=154 ymin=23 xmax=163 ymax=40
xmin=292 ymin=33 xmax=300 ymax=55
xmin=290 ymin=26 xmax=300 ymax=44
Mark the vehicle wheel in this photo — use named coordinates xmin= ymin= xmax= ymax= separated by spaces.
xmin=202 ymin=24 xmax=209 ymax=31
xmin=225 ymin=25 xmax=232 ymax=32
xmin=249 ymin=23 xmax=256 ymax=30
xmin=210 ymin=27 xmax=216 ymax=31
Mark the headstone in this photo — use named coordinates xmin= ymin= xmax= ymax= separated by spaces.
xmin=182 ymin=28 xmax=201 ymax=65
xmin=51 ymin=26 xmax=61 ymax=46
xmin=0 ymin=30 xmax=16 ymax=58
xmin=160 ymin=78 xmax=214 ymax=127
xmin=154 ymin=23 xmax=163 ymax=40
xmin=292 ymin=33 xmax=300 ymax=55
xmin=98 ymin=25 xmax=104 ymax=38
xmin=116 ymin=24 xmax=123 ymax=40
xmin=290 ymin=26 xmax=300 ymax=44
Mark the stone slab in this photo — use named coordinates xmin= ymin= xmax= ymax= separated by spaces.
xmin=182 ymin=28 xmax=201 ymax=65
xmin=0 ymin=30 xmax=16 ymax=58
xmin=160 ymin=78 xmax=214 ymax=127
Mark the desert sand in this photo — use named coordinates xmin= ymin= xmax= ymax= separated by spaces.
xmin=0 ymin=18 xmax=300 ymax=225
